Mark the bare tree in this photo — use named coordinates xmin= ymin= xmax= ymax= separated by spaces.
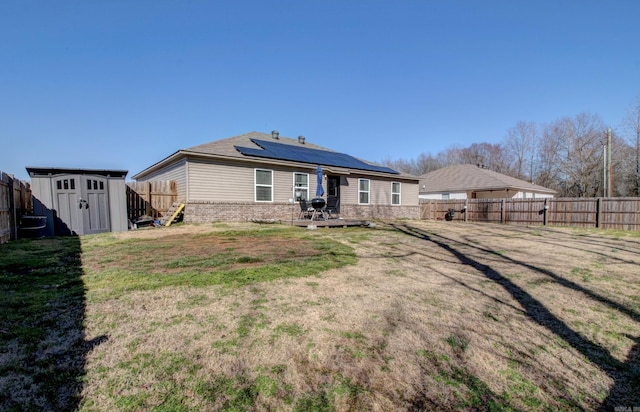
xmin=414 ymin=152 xmax=444 ymax=175
xmin=621 ymin=95 xmax=640 ymax=195
xmin=503 ymin=121 xmax=537 ymax=181
xmin=611 ymin=134 xmax=637 ymax=196
xmin=381 ymin=106 xmax=638 ymax=196
xmin=458 ymin=142 xmax=510 ymax=173
xmin=380 ymin=155 xmax=417 ymax=175
xmin=536 ymin=113 xmax=607 ymax=197
xmin=573 ymin=114 xmax=607 ymax=196
xmin=536 ymin=120 xmax=565 ymax=191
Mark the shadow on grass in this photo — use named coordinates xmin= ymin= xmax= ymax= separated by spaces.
xmin=390 ymin=223 xmax=640 ymax=410
xmin=0 ymin=236 xmax=107 ymax=410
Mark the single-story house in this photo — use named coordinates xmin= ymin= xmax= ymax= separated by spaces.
xmin=418 ymin=164 xmax=556 ymax=200
xmin=133 ymin=131 xmax=420 ymax=222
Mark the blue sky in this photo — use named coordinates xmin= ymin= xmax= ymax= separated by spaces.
xmin=2 ymin=0 xmax=639 ymax=181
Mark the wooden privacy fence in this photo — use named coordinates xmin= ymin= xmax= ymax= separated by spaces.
xmin=126 ymin=181 xmax=178 ymax=221
xmin=0 ymin=171 xmax=33 ymax=244
xmin=420 ymin=197 xmax=640 ymax=231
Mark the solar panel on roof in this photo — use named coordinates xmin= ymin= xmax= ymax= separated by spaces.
xmin=234 ymin=139 xmax=399 ymax=174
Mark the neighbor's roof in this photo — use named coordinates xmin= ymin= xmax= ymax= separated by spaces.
xmin=134 ymin=131 xmax=416 ymax=180
xmin=418 ymin=164 xmax=556 ymax=194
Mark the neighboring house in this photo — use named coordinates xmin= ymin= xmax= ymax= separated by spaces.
xmin=418 ymin=164 xmax=556 ymax=200
xmin=133 ymin=131 xmax=419 ymax=222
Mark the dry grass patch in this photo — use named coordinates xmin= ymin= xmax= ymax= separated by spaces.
xmin=1 ymin=221 xmax=639 ymax=411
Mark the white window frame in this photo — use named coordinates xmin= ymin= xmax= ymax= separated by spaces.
xmin=358 ymin=179 xmax=370 ymax=205
xmin=391 ymin=182 xmax=401 ymax=205
xmin=254 ymin=169 xmax=273 ymax=202
xmin=293 ymin=172 xmax=309 ymax=201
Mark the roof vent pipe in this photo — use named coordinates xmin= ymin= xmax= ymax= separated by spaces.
xmin=298 ymin=135 xmax=305 ymax=144
xmin=271 ymin=130 xmax=279 ymax=139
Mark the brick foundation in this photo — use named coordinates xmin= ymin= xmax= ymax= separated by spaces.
xmin=184 ymin=201 xmax=419 ymax=223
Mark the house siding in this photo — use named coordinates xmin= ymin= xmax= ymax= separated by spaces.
xmin=419 ymin=192 xmax=467 ymax=200
xmin=474 ymin=190 xmax=554 ymax=199
xmin=341 ymin=175 xmax=419 ymax=206
xmin=187 ymin=159 xmax=322 ymax=202
xmin=189 ymin=159 xmax=254 ymax=202
xmin=420 ymin=190 xmax=555 ymax=200
xmin=182 ymin=167 xmax=420 ymax=222
xmin=137 ymin=159 xmax=187 ymax=200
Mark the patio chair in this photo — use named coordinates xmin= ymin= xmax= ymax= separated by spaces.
xmin=325 ymin=196 xmax=340 ymax=219
xmin=298 ymin=199 xmax=313 ymax=219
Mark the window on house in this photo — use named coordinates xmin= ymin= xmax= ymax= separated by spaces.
xmin=255 ymin=169 xmax=273 ymax=202
xmin=359 ymin=179 xmax=370 ymax=204
xmin=391 ymin=182 xmax=401 ymax=205
xmin=293 ymin=173 xmax=309 ymax=201
xmin=442 ymin=193 xmax=450 ymax=200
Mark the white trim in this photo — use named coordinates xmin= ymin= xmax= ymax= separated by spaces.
xmin=293 ymin=172 xmax=309 ymax=201
xmin=254 ymin=168 xmax=273 ymax=202
xmin=391 ymin=181 xmax=401 ymax=205
xmin=358 ymin=178 xmax=370 ymax=205
xmin=185 ymin=160 xmax=190 ymax=202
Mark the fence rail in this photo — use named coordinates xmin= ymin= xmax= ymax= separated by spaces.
xmin=0 ymin=171 xmax=33 ymax=244
xmin=420 ymin=197 xmax=640 ymax=230
xmin=126 ymin=181 xmax=178 ymax=221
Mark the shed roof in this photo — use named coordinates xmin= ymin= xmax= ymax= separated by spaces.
xmin=26 ymin=167 xmax=128 ymax=179
xmin=418 ymin=164 xmax=556 ymax=194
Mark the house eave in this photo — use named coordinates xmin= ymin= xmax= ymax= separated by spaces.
xmin=419 ymin=185 xmax=556 ymax=195
xmin=131 ymin=150 xmax=184 ymax=180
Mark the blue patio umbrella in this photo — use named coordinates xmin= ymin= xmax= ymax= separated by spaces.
xmin=315 ymin=165 xmax=325 ymax=197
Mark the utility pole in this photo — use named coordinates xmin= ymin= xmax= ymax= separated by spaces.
xmin=607 ymin=129 xmax=612 ymax=197
xmin=603 ymin=143 xmax=607 ymax=197
xmin=637 ymin=126 xmax=640 ymax=195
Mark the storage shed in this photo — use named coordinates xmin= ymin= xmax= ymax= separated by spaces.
xmin=26 ymin=167 xmax=128 ymax=236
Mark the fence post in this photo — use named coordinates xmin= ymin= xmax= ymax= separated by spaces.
xmin=596 ymin=198 xmax=601 ymax=228
xmin=501 ymin=199 xmax=505 ymax=224
xmin=145 ymin=181 xmax=152 ymax=216
xmin=8 ymin=174 xmax=17 ymax=241
xmin=464 ymin=200 xmax=468 ymax=222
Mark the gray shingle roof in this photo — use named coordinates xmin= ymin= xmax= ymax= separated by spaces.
xmin=418 ymin=164 xmax=556 ymax=194
xmin=184 ymin=131 xmax=332 ymax=158
xmin=134 ymin=131 xmax=417 ymax=180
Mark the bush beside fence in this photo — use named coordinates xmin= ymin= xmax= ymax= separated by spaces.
xmin=420 ymin=197 xmax=640 ymax=231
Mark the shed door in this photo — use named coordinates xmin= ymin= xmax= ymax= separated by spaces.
xmin=82 ymin=176 xmax=110 ymax=235
xmin=53 ymin=177 xmax=83 ymax=235
xmin=52 ymin=175 xmax=111 ymax=235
